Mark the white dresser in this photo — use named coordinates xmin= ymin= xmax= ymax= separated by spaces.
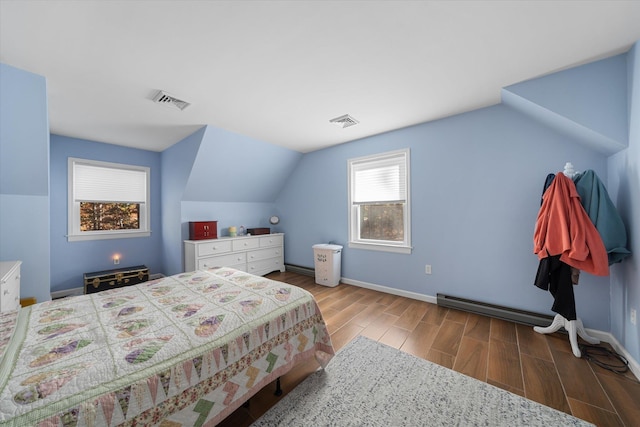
xmin=0 ymin=261 xmax=21 ymax=313
xmin=184 ymin=233 xmax=285 ymax=277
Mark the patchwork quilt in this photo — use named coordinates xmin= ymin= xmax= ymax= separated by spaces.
xmin=0 ymin=267 xmax=334 ymax=426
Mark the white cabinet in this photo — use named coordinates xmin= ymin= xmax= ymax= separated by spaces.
xmin=185 ymin=233 xmax=285 ymax=277
xmin=0 ymin=261 xmax=21 ymax=313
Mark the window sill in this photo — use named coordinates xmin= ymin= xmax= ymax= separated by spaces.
xmin=348 ymin=241 xmax=412 ymax=254
xmin=67 ymin=230 xmax=151 ymax=242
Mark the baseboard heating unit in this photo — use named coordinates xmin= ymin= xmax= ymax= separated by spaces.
xmin=285 ymin=264 xmax=315 ymax=277
xmin=437 ymin=293 xmax=554 ymax=327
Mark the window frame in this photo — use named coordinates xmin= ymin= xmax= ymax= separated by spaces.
xmin=67 ymin=157 xmax=151 ymax=242
xmin=347 ymin=148 xmax=412 ymax=254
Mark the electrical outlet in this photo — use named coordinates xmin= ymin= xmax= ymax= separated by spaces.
xmin=631 ymin=308 xmax=637 ymax=326
xmin=425 ymin=264 xmax=432 ymax=275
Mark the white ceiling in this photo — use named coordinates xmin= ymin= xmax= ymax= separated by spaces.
xmin=2 ymin=1 xmax=640 ymax=153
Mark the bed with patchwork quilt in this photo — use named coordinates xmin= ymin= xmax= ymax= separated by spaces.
xmin=0 ymin=267 xmax=334 ymax=426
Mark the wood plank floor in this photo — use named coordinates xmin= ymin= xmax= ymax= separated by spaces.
xmin=219 ymin=271 xmax=640 ymax=427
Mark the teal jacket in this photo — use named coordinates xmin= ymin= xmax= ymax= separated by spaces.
xmin=573 ymin=170 xmax=631 ymax=265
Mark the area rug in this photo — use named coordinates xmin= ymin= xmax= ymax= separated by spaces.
xmin=251 ymin=335 xmax=593 ymax=426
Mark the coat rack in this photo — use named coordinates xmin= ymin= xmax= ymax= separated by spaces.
xmin=561 ymin=161 xmax=577 ymax=178
xmin=532 ymin=162 xmax=600 ymax=358
xmin=534 ymin=314 xmax=599 ymax=357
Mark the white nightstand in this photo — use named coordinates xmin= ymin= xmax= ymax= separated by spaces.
xmin=0 ymin=261 xmax=21 ymax=313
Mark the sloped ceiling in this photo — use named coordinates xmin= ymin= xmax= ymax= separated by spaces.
xmin=182 ymin=126 xmax=302 ymax=202
xmin=502 ymin=53 xmax=630 ymax=154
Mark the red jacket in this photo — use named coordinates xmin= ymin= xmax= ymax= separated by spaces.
xmin=533 ymin=172 xmax=608 ymax=276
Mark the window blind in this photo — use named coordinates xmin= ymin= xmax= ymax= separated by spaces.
xmin=352 ymin=153 xmax=406 ymax=204
xmin=74 ymin=162 xmax=147 ymax=203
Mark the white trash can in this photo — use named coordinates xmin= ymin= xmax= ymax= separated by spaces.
xmin=313 ymin=244 xmax=343 ymax=287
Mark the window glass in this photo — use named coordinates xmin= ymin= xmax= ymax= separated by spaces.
xmin=68 ymin=158 xmax=150 ymax=241
xmin=348 ymin=149 xmax=411 ymax=253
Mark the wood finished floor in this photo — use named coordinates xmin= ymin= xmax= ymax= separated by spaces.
xmin=219 ymin=271 xmax=640 ymax=427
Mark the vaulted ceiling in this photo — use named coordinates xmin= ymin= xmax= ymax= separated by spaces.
xmin=1 ymin=1 xmax=640 ymax=153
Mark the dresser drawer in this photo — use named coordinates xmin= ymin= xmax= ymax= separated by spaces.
xmin=197 ymin=240 xmax=232 ymax=257
xmin=259 ymin=234 xmax=283 ymax=247
xmin=184 ymin=233 xmax=284 ymax=277
xmin=198 ymin=253 xmax=247 ymax=270
xmin=247 ymin=257 xmax=284 ymax=275
xmin=248 ymin=247 xmax=283 ymax=262
xmin=232 ymin=238 xmax=260 ymax=251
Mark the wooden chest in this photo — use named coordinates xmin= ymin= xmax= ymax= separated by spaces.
xmin=189 ymin=221 xmax=218 ymax=240
xmin=247 ymin=227 xmax=270 ymax=235
xmin=84 ymin=265 xmax=149 ymax=294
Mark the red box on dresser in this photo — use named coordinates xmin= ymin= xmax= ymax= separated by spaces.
xmin=189 ymin=221 xmax=218 ymax=240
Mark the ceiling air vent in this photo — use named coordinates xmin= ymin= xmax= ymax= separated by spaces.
xmin=151 ymin=90 xmax=191 ymax=111
xmin=329 ymin=114 xmax=359 ymax=128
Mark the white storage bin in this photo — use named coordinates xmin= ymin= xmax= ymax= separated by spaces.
xmin=313 ymin=244 xmax=343 ymax=287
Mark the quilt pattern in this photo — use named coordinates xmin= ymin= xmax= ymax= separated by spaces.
xmin=0 ymin=267 xmax=334 ymax=426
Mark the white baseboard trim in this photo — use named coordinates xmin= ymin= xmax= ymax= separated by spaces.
xmin=585 ymin=329 xmax=640 ymax=379
xmin=340 ymin=277 xmax=437 ymax=304
xmin=341 ymin=276 xmax=638 ymax=378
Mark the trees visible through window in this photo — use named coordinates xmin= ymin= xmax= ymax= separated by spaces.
xmin=80 ymin=202 xmax=140 ymax=231
xmin=360 ymin=204 xmax=404 ymax=241
xmin=348 ymin=149 xmax=411 ymax=253
xmin=68 ymin=158 xmax=150 ymax=241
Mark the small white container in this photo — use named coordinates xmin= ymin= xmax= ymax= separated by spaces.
xmin=312 ymin=244 xmax=343 ymax=287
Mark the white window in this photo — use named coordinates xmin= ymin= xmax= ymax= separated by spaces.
xmin=67 ymin=158 xmax=150 ymax=241
xmin=348 ymin=149 xmax=411 ymax=253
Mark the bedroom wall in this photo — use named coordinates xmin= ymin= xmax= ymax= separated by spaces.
xmin=506 ymin=45 xmax=638 ymax=363
xmin=160 ymin=127 xmax=204 ymax=277
xmin=0 ymin=63 xmax=51 ymax=304
xmin=49 ymin=135 xmax=163 ymax=293
xmin=161 ymin=125 xmax=301 ymax=276
xmin=608 ymin=40 xmax=640 ymax=364
xmin=502 ymin=53 xmax=629 ymax=153
xmin=276 ymin=104 xmax=612 ymax=331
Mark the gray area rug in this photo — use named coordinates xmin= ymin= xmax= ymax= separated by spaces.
xmin=251 ymin=335 xmax=593 ymax=426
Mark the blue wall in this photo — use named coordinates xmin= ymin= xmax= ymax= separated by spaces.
xmin=607 ymin=40 xmax=640 ymax=364
xmin=161 ymin=125 xmax=301 ymax=276
xmin=161 ymin=127 xmax=205 ymax=276
xmin=275 ymin=46 xmax=638 ymax=361
xmin=0 ymin=63 xmax=51 ymax=304
xmin=504 ymin=54 xmax=629 ymax=149
xmin=49 ymin=135 xmax=163 ymax=292
xmin=277 ymin=104 xmax=612 ymax=331
xmin=183 ymin=126 xmax=302 ymax=202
